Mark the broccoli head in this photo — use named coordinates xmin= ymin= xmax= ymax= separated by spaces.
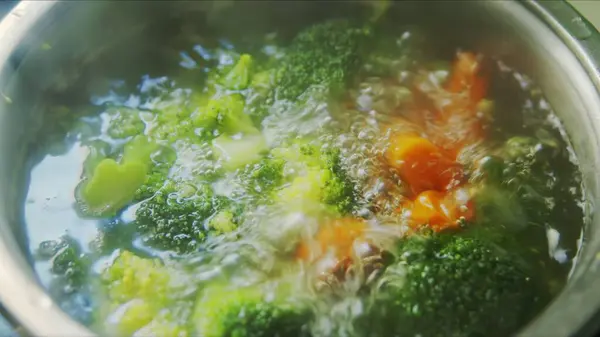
xmin=359 ymin=234 xmax=549 ymax=337
xmin=192 ymin=284 xmax=313 ymax=337
xmin=193 ymin=93 xmax=259 ymax=137
xmin=277 ymin=19 xmax=373 ymax=100
xmin=238 ymin=156 xmax=285 ymax=199
xmin=221 ymin=54 xmax=254 ymax=90
xmin=134 ymin=180 xmax=237 ymax=253
xmin=98 ymin=250 xmax=192 ymax=337
xmin=35 ymin=235 xmax=90 ymax=291
xmin=35 ymin=236 xmax=94 ymax=325
xmin=473 ymin=132 xmax=581 ymax=229
xmin=272 ymin=142 xmax=357 ymax=215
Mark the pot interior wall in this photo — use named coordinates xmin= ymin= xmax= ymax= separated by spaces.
xmin=0 ymin=1 xmax=599 ymax=336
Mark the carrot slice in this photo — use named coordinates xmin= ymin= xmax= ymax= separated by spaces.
xmin=404 ymin=188 xmax=474 ymax=232
xmin=446 ymin=52 xmax=482 ymax=91
xmin=296 ymin=218 xmax=367 ymax=262
xmin=385 ymin=134 xmax=463 ymax=194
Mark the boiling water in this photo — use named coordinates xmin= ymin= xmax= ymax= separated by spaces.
xmin=21 ymin=8 xmax=585 ymax=336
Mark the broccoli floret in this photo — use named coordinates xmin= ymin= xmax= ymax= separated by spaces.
xmin=101 ymin=250 xmax=172 ymax=307
xmin=319 ymin=148 xmax=356 ymax=214
xmin=473 ymin=132 xmax=579 ymax=229
xmin=277 ymin=19 xmax=372 ymax=100
xmin=207 ymin=210 xmax=237 ymax=234
xmin=36 ymin=235 xmax=90 ymax=290
xmin=134 ymin=165 xmax=170 ymax=201
xmin=245 ymin=68 xmax=278 ymax=124
xmin=132 ymin=145 xmax=177 ymax=201
xmin=105 ymin=106 xmax=147 ymax=139
xmin=192 ymin=285 xmax=312 ymax=337
xmin=276 ymin=168 xmax=331 ymax=215
xmin=191 ymin=93 xmax=260 ymax=138
xmin=221 ymin=54 xmax=254 ymax=90
xmin=238 ymin=156 xmax=285 ymax=197
xmin=272 ymin=143 xmax=357 ymax=215
xmin=360 ymin=234 xmax=548 ymax=337
xmin=35 ymin=236 xmax=94 ymax=325
xmin=134 ymin=180 xmax=232 ymax=253
xmin=99 ymin=251 xmax=191 ymax=337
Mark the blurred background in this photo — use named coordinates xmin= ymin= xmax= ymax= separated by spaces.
xmin=0 ymin=0 xmax=597 ymax=336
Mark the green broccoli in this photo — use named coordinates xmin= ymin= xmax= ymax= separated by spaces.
xmin=221 ymin=54 xmax=254 ymax=90
xmin=360 ymin=234 xmax=549 ymax=337
xmin=134 ymin=180 xmax=235 ymax=253
xmin=272 ymin=143 xmax=357 ymax=215
xmin=238 ymin=156 xmax=285 ymax=197
xmin=319 ymin=147 xmax=356 ymax=214
xmin=205 ymin=94 xmax=259 ymax=135
xmin=35 ymin=235 xmax=90 ymax=290
xmin=34 ymin=236 xmax=95 ymax=326
xmin=98 ymin=250 xmax=192 ymax=337
xmin=192 ymin=284 xmax=313 ymax=337
xmin=277 ymin=19 xmax=373 ymax=100
xmin=207 ymin=210 xmax=237 ymax=234
xmin=473 ymin=132 xmax=581 ymax=229
xmin=105 ymin=106 xmax=147 ymax=139
xmin=132 ymin=145 xmax=177 ymax=201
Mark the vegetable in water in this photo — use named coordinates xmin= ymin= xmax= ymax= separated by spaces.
xmin=98 ymin=251 xmax=190 ymax=337
xmin=276 ymin=19 xmax=373 ymax=100
xmin=26 ymin=9 xmax=585 ymax=337
xmin=192 ymin=285 xmax=313 ymax=337
xmin=360 ymin=234 xmax=548 ymax=337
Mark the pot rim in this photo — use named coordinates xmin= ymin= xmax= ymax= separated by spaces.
xmin=0 ymin=1 xmax=599 ymax=337
xmin=0 ymin=3 xmax=95 ymax=337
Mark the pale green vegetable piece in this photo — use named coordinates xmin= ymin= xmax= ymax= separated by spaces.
xmin=81 ymin=159 xmax=147 ymax=215
xmin=208 ymin=210 xmax=236 ymax=234
xmin=99 ymin=251 xmax=189 ymax=337
xmin=121 ymin=135 xmax=160 ymax=167
xmin=106 ymin=299 xmax=156 ymax=337
xmin=212 ymin=134 xmax=268 ymax=171
xmin=192 ymin=286 xmax=262 ymax=337
xmin=222 ymin=54 xmax=253 ymax=90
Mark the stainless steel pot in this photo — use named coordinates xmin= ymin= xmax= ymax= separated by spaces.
xmin=0 ymin=1 xmax=600 ymax=336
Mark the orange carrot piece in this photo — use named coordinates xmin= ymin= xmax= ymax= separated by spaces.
xmin=385 ymin=134 xmax=464 ymax=194
xmin=404 ymin=188 xmax=474 ymax=232
xmin=296 ymin=218 xmax=367 ymax=262
xmin=446 ymin=52 xmax=482 ymax=93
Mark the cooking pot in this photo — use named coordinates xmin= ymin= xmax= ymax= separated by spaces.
xmin=0 ymin=1 xmax=600 ymax=336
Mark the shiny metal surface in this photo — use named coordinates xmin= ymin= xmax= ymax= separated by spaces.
xmin=0 ymin=1 xmax=599 ymax=337
xmin=0 ymin=3 xmax=96 ymax=337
